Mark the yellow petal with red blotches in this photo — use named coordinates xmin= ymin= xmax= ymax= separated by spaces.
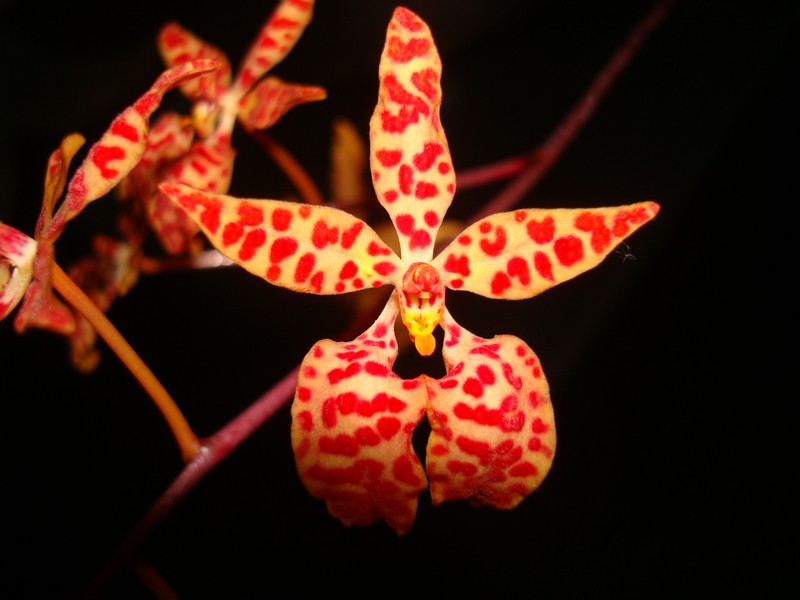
xmin=117 ymin=111 xmax=195 ymax=204
xmin=292 ymin=297 xmax=428 ymax=535
xmin=147 ymin=132 xmax=236 ymax=255
xmin=158 ymin=182 xmax=405 ymax=294
xmin=237 ymin=76 xmax=326 ymax=131
xmin=228 ymin=0 xmax=316 ymax=102
xmin=368 ymin=7 xmax=456 ymax=265
xmin=0 ymin=223 xmax=37 ymax=321
xmin=46 ymin=59 xmax=221 ymax=240
xmin=426 ymin=309 xmax=555 ymax=509
xmin=432 ymin=201 xmax=660 ymax=299
xmin=158 ymin=22 xmax=233 ymax=103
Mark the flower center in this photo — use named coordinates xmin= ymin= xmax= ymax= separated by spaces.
xmin=397 ymin=262 xmax=444 ymax=356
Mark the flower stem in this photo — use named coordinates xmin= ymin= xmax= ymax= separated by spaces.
xmin=466 ymin=0 xmax=676 ymax=226
xmin=51 ymin=261 xmax=199 ymax=462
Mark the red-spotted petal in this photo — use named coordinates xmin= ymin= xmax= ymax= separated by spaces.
xmin=291 ymin=297 xmax=428 ymax=535
xmin=228 ymin=0 xmax=316 ymax=102
xmin=237 ymin=76 xmax=326 ymax=131
xmin=158 ymin=182 xmax=405 ymax=294
xmin=146 ymin=132 xmax=236 ymax=255
xmin=368 ymin=7 xmax=456 ymax=264
xmin=432 ymin=202 xmax=660 ymax=298
xmin=158 ymin=22 xmax=232 ymax=102
xmin=0 ymin=223 xmax=37 ymax=321
xmin=426 ymin=309 xmax=555 ymax=509
xmin=46 ymin=59 xmax=221 ymax=240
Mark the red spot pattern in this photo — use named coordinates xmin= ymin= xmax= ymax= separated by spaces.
xmin=91 ymin=145 xmax=126 ymax=179
xmin=239 ymin=229 xmax=266 ymax=261
xmin=534 ymin=251 xmax=554 ymax=281
xmin=479 ymin=225 xmax=507 ymax=257
xmin=291 ymin=310 xmax=429 ymax=535
xmin=413 ymin=143 xmax=444 ymax=171
xmin=527 ymin=216 xmax=555 ymax=244
xmin=554 ymin=235 xmax=584 ymax=267
xmin=376 ymin=149 xmax=403 ymax=167
xmin=426 ymin=322 xmax=556 ymax=511
xmin=111 ymin=119 xmax=140 ymax=142
xmin=311 ymin=219 xmax=339 ymax=248
xmin=272 ymin=208 xmax=292 ymax=230
xmin=387 ymin=35 xmax=431 ymax=64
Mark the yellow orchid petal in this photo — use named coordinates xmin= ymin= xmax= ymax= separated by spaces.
xmin=158 ymin=21 xmax=233 ymax=104
xmin=432 ymin=202 xmax=660 ymax=299
xmin=47 ymin=59 xmax=221 ymax=241
xmin=426 ymin=309 xmax=556 ymax=508
xmin=158 ymin=182 xmax=404 ymax=294
xmin=238 ymin=76 xmax=326 ymax=132
xmin=369 ymin=7 xmax=456 ymax=264
xmin=292 ymin=298 xmax=428 ymax=535
xmin=228 ymin=0 xmax=316 ymax=102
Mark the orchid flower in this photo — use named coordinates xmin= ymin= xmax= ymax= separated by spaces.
xmin=159 ymin=7 xmax=660 ymax=535
xmin=0 ymin=60 xmax=220 ymax=337
xmin=118 ymin=0 xmax=326 ymax=256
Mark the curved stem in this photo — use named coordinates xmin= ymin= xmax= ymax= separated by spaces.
xmin=467 ymin=0 xmax=676 ymax=226
xmin=51 ymin=262 xmax=199 ymax=462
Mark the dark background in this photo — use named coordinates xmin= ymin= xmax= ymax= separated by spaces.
xmin=1 ymin=0 xmax=797 ymax=597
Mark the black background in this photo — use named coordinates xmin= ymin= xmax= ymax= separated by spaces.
xmin=1 ymin=0 xmax=797 ymax=597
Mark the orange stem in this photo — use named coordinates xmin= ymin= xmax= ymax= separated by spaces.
xmin=51 ymin=262 xmax=199 ymax=461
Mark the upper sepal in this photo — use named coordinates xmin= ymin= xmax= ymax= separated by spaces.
xmin=368 ymin=7 xmax=455 ymax=264
xmin=432 ymin=201 xmax=660 ymax=299
xmin=158 ymin=182 xmax=405 ymax=294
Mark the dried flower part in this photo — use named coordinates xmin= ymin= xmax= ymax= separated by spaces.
xmin=237 ymin=76 xmax=327 ymax=132
xmin=329 ymin=118 xmax=371 ymax=219
xmin=158 ymin=22 xmax=233 ymax=104
xmin=432 ymin=202 xmax=661 ymax=299
xmin=0 ymin=224 xmax=37 ymax=321
xmin=368 ymin=6 xmax=455 ymax=264
xmin=159 ymin=182 xmax=404 ymax=294
xmin=66 ymin=236 xmax=141 ymax=373
xmin=426 ymin=309 xmax=555 ymax=508
xmin=228 ymin=0 xmax=316 ymax=103
xmin=291 ymin=299 xmax=428 ymax=535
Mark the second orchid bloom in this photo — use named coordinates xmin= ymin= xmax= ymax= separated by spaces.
xmin=160 ymin=6 xmax=660 ymax=534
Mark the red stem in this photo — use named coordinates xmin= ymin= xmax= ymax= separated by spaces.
xmin=465 ymin=0 xmax=676 ymax=227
